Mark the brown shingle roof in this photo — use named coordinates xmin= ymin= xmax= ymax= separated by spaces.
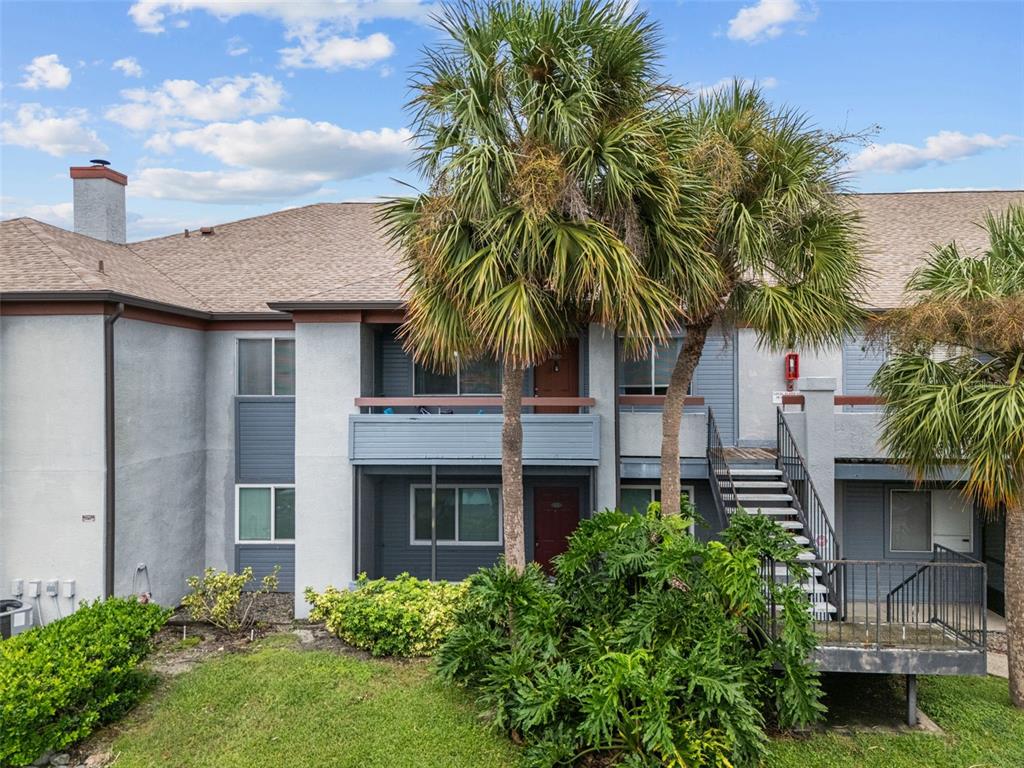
xmin=130 ymin=203 xmax=401 ymax=313
xmin=1 ymin=217 xmax=209 ymax=310
xmin=3 ymin=192 xmax=1022 ymax=314
xmin=851 ymin=190 xmax=1024 ymax=308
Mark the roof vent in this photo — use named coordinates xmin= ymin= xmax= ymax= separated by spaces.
xmin=89 ymin=159 xmax=111 ymax=167
xmin=200 ymin=226 xmax=214 ymax=236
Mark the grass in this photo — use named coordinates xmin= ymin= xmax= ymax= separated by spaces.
xmin=769 ymin=674 xmax=1024 ymax=768
xmin=109 ymin=634 xmax=519 ymax=768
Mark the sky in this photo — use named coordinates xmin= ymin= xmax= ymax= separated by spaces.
xmin=1 ymin=0 xmax=1022 ymax=241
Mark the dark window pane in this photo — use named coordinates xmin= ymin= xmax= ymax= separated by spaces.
xmin=415 ymin=364 xmax=457 ymax=395
xmin=891 ymin=491 xmax=931 ymax=551
xmin=460 ymin=358 xmax=501 ymax=394
xmin=238 ymin=339 xmax=272 ymax=395
xmin=274 ymin=340 xmax=295 ymax=396
xmin=653 ymin=338 xmax=682 ymax=389
xmin=620 ymin=488 xmax=653 ymax=515
xmin=239 ymin=487 xmax=271 ymax=540
xmin=274 ymin=488 xmax=295 ymax=539
xmin=414 ymin=488 xmax=456 ymax=541
xmin=458 ymin=488 xmax=500 ymax=541
xmin=620 ymin=347 xmax=653 ymax=395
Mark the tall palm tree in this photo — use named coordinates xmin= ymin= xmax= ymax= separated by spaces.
xmin=872 ymin=203 xmax=1024 ymax=706
xmin=651 ymin=84 xmax=867 ymax=513
xmin=380 ymin=0 xmax=691 ymax=572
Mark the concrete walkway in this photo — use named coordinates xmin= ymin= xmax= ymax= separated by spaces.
xmin=988 ymin=651 xmax=1009 ymax=679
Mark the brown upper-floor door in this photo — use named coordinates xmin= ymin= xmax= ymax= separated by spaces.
xmin=533 ymin=338 xmax=579 ymax=414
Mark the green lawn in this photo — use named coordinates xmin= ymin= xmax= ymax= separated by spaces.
xmin=769 ymin=675 xmax=1024 ymax=768
xmin=110 ymin=634 xmax=520 ymax=768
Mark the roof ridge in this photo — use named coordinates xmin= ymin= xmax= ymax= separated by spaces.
xmin=847 ymin=189 xmax=1024 ymax=196
xmin=16 ymin=218 xmax=99 ymax=291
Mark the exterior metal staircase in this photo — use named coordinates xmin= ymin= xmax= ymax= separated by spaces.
xmin=707 ymin=407 xmax=840 ymax=619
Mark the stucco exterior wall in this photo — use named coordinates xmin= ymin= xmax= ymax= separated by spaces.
xmin=619 ymin=411 xmax=707 ymax=458
xmin=294 ymin=322 xmax=361 ymax=618
xmin=588 ymin=324 xmax=617 ymax=511
xmin=1 ymin=315 xmax=106 ymax=621
xmin=114 ymin=319 xmax=206 ymax=605
xmin=736 ymin=328 xmax=843 ymax=446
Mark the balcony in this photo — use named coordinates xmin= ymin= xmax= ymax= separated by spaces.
xmin=618 ymin=396 xmax=707 ymax=458
xmin=781 ymin=394 xmax=886 ymax=460
xmin=349 ymin=397 xmax=599 ymax=465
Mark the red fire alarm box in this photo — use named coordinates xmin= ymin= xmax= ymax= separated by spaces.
xmin=784 ymin=352 xmax=799 ymax=390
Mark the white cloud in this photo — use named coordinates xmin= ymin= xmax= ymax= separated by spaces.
xmin=694 ymin=76 xmax=778 ymax=99
xmin=105 ymin=74 xmax=285 ymax=131
xmin=279 ymin=32 xmax=394 ymax=69
xmin=848 ymin=131 xmax=1021 ymax=173
xmin=1 ymin=104 xmax=107 ymax=157
xmin=227 ymin=36 xmax=249 ymax=56
xmin=19 ymin=54 xmax=72 ymax=90
xmin=132 ymin=167 xmax=330 ymax=203
xmin=112 ymin=57 xmax=144 ymax=78
xmin=727 ymin=0 xmax=811 ymax=43
xmin=129 ymin=1 xmax=433 ymax=35
xmin=0 ymin=200 xmax=74 ymax=228
xmin=148 ymin=117 xmax=412 ymax=177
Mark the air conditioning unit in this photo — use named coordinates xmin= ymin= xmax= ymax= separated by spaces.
xmin=0 ymin=599 xmax=35 ymax=639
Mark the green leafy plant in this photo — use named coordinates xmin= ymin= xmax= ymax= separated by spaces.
xmin=182 ymin=566 xmax=279 ymax=633
xmin=0 ymin=597 xmax=168 ymax=766
xmin=437 ymin=508 xmax=823 ymax=767
xmin=306 ymin=574 xmax=468 ymax=657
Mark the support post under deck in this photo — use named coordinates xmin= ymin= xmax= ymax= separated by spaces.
xmin=906 ymin=674 xmax=918 ymax=727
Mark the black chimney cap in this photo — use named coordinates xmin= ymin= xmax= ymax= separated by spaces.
xmin=89 ymin=159 xmax=111 ymax=167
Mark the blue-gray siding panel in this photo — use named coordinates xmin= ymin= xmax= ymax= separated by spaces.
xmin=236 ymin=398 xmax=295 ymax=483
xmin=843 ymin=333 xmax=887 ymax=410
xmin=236 ymin=544 xmax=295 ymax=592
xmin=350 ymin=414 xmax=600 ymax=464
xmin=693 ymin=329 xmax=736 ymax=445
xmin=374 ymin=476 xmax=503 ymax=580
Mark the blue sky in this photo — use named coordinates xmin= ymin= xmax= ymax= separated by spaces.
xmin=2 ymin=0 xmax=1022 ymax=240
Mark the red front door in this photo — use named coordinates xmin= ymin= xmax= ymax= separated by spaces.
xmin=533 ymin=487 xmax=580 ymax=573
xmin=533 ymin=339 xmax=579 ymax=414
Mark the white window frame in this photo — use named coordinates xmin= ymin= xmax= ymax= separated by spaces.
xmin=618 ymin=338 xmax=692 ymax=396
xmin=620 ymin=484 xmax=695 ymax=531
xmin=888 ymin=488 xmax=975 ymax=554
xmin=411 ymin=358 xmax=501 ymax=396
xmin=409 ymin=483 xmax=503 ymax=546
xmin=235 ymin=484 xmax=296 ymax=544
xmin=236 ymin=337 xmax=295 ymax=397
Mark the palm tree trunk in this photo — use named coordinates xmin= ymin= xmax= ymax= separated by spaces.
xmin=1006 ymin=501 xmax=1023 ymax=708
xmin=660 ymin=317 xmax=713 ymax=515
xmin=502 ymin=363 xmax=526 ymax=573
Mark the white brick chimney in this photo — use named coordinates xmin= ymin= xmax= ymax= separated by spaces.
xmin=70 ymin=161 xmax=127 ymax=244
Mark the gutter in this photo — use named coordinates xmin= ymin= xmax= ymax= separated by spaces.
xmin=104 ymin=302 xmax=124 ymax=598
xmin=0 ymin=291 xmax=292 ymax=322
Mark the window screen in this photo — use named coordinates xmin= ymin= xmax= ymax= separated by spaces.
xmin=891 ymin=490 xmax=931 ymax=552
xmin=458 ymin=488 xmax=500 ymax=541
xmin=238 ymin=339 xmax=273 ymax=395
xmin=239 ymin=487 xmax=272 ymax=540
xmin=274 ymin=488 xmax=295 ymax=539
xmin=413 ymin=487 xmax=456 ymax=541
xmin=274 ymin=340 xmax=295 ymax=396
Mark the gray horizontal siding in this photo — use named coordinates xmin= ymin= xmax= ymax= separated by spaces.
xmin=350 ymin=414 xmax=600 ymax=464
xmin=843 ymin=332 xmax=887 ymax=410
xmin=236 ymin=544 xmax=295 ymax=592
xmin=692 ymin=329 xmax=736 ymax=445
xmin=374 ymin=477 xmax=502 ymax=580
xmin=236 ymin=397 xmax=295 ymax=483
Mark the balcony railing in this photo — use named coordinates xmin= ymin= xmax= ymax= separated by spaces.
xmin=355 ymin=396 xmax=595 ymax=414
xmin=617 ymin=395 xmax=705 ymax=411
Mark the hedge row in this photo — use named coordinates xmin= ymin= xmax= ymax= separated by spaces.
xmin=0 ymin=598 xmax=169 ymax=766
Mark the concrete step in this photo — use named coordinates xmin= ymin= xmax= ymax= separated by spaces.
xmin=726 ymin=506 xmax=796 ymax=516
xmin=774 ymin=601 xmax=838 ymax=615
xmin=800 ymin=581 xmax=829 ymax=594
xmin=729 ymin=468 xmax=783 ymax=477
xmin=726 ymin=493 xmax=794 ymax=503
xmin=792 ymin=535 xmax=810 ymax=546
xmin=778 ymin=520 xmax=805 ymax=530
xmin=732 ymin=481 xmax=789 ymax=489
xmin=762 ymin=564 xmax=823 ymax=578
xmin=795 ymin=551 xmax=816 ymax=561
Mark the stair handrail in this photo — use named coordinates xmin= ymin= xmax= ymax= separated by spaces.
xmin=707 ymin=407 xmax=738 ymax=529
xmin=775 ymin=407 xmax=841 ymax=600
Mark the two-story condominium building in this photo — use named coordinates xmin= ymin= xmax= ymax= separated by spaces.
xmin=1 ymin=164 xmax=1018 ymax=689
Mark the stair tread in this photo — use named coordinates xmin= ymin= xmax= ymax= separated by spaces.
xmin=727 ymin=493 xmax=794 ymax=502
xmin=732 ymin=481 xmax=789 ymax=488
xmin=729 ymin=468 xmax=783 ymax=476
xmin=726 ymin=507 xmax=794 ymax=515
xmin=763 ymin=565 xmax=823 ymax=577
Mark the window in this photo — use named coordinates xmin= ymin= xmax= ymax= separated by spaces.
xmin=620 ymin=339 xmax=684 ymax=396
xmin=414 ymin=358 xmax=501 ymax=395
xmin=237 ymin=486 xmax=295 ymax=542
xmin=890 ymin=490 xmax=931 ymax=552
xmin=238 ymin=338 xmax=295 ymax=396
xmin=620 ymin=485 xmax=694 ymax=516
xmin=411 ymin=485 xmax=502 ymax=545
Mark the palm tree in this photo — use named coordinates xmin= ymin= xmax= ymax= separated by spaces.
xmin=380 ymin=0 xmax=691 ymax=571
xmin=651 ymin=84 xmax=867 ymax=513
xmin=872 ymin=203 xmax=1024 ymax=707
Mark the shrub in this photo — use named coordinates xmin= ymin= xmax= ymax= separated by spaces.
xmin=181 ymin=566 xmax=279 ymax=632
xmin=0 ymin=598 xmax=168 ymax=766
xmin=306 ymin=573 xmax=468 ymax=657
xmin=436 ymin=508 xmax=823 ymax=767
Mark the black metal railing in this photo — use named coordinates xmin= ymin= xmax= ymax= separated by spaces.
xmin=776 ymin=408 xmax=840 ymax=600
xmin=886 ymin=545 xmax=988 ymax=648
xmin=763 ymin=555 xmax=987 ymax=653
xmin=707 ymin=407 xmax=738 ymax=530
